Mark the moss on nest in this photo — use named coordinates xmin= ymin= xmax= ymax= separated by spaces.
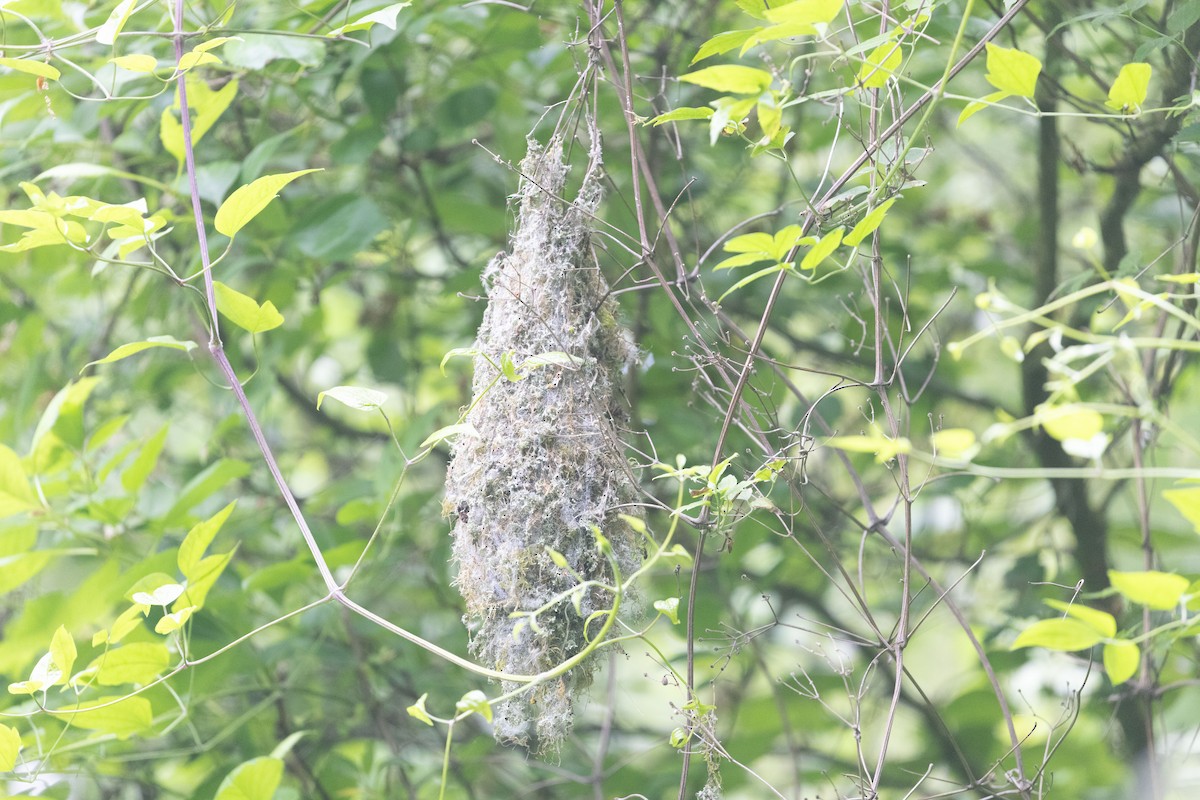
xmin=443 ymin=136 xmax=641 ymax=752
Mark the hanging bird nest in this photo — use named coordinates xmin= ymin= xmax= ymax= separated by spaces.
xmin=443 ymin=135 xmax=642 ymax=752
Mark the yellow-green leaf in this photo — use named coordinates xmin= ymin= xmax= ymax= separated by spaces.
xmin=843 ymin=197 xmax=897 ymax=247
xmin=931 ymin=428 xmax=977 ymax=460
xmin=0 ymin=723 xmax=21 ymax=771
xmin=984 ymin=43 xmax=1041 ymax=98
xmin=215 ymin=169 xmax=321 ymax=239
xmin=110 ymin=55 xmax=156 ymax=71
xmin=1106 ymin=62 xmax=1151 ymax=113
xmin=0 ymin=444 xmax=37 ymax=519
xmin=1011 ymin=618 xmax=1103 ymax=651
xmin=213 ymin=281 xmax=285 ymax=334
xmin=420 ymin=423 xmax=479 ymax=449
xmin=654 ymin=597 xmax=681 ymax=625
xmin=652 ymin=106 xmax=716 ymax=125
xmin=800 ymin=227 xmax=843 ymax=270
xmin=85 ymin=336 xmax=197 ymax=370
xmin=154 ymin=605 xmax=197 ymax=634
xmin=1108 ymin=569 xmax=1189 ymax=610
xmin=0 ymin=57 xmax=61 ymax=81
xmin=680 ymin=65 xmax=773 ymax=94
xmin=175 ymin=550 xmax=234 ymax=612
xmin=88 ymin=642 xmax=169 ymax=686
xmin=316 ymin=386 xmax=387 ymax=412
xmin=177 ymin=51 xmax=221 ymax=71
xmin=1103 ymin=640 xmax=1140 ymax=685
xmin=55 ymin=696 xmax=153 ymax=739
xmin=49 ymin=625 xmax=77 ymax=687
xmin=857 ymin=41 xmax=902 ymax=89
xmin=1163 ymin=485 xmax=1200 ymax=533
xmin=1038 ymin=405 xmax=1103 ymax=442
xmin=825 ymin=426 xmax=911 ymax=462
xmin=455 ymin=690 xmax=493 ymax=723
xmin=691 ymin=29 xmax=758 ymax=64
xmin=160 ymin=78 xmax=238 ymax=164
xmin=178 ymin=501 xmax=236 ymax=577
xmin=328 ymin=2 xmax=412 ymax=36
xmin=96 ymin=0 xmax=136 ymax=46
xmin=407 ymin=693 xmax=434 ymax=726
xmin=1044 ymin=599 xmax=1116 ymax=638
xmin=763 ymin=0 xmax=841 ymax=27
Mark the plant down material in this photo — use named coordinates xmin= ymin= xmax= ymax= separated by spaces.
xmin=444 ymin=136 xmax=641 ymax=751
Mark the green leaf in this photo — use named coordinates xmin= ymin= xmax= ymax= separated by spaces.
xmin=439 ymin=347 xmax=478 ymax=375
xmin=546 ymin=548 xmax=570 ymax=570
xmin=1106 ymin=62 xmax=1152 ymax=112
xmin=0 ymin=444 xmax=37 ymax=519
xmin=1011 ymin=618 xmax=1104 ymax=651
xmin=518 ymin=351 xmax=583 ymax=373
xmin=406 ymin=693 xmax=434 ymax=726
xmin=984 ymin=43 xmax=1041 ymax=98
xmin=110 ymin=54 xmax=157 ymax=72
xmin=121 ymin=424 xmax=169 ymax=493
xmin=317 ymin=386 xmax=388 ymax=412
xmin=213 ymin=282 xmax=285 ymax=334
xmin=163 ymin=459 xmax=250 ymax=524
xmin=53 ymin=695 xmax=153 ymax=739
xmin=179 ymin=501 xmax=236 ymax=578
xmin=1103 ymin=640 xmax=1140 ymax=686
xmin=327 ymin=2 xmax=411 ymax=36
xmin=654 ymin=597 xmax=681 ymax=624
xmin=99 ymin=604 xmax=150 ymax=646
xmin=89 ymin=642 xmax=169 ymax=686
xmin=0 ymin=57 xmax=61 ymax=81
xmin=455 ymin=690 xmax=493 ymax=723
xmin=214 ymin=755 xmax=284 ymax=800
xmin=96 ymin=0 xmax=136 ymax=46
xmin=85 ymin=336 xmax=197 ymax=370
xmin=1108 ymin=569 xmax=1189 ymax=610
xmin=1044 ymin=599 xmax=1116 ymax=638
xmin=680 ymin=65 xmax=773 ymax=94
xmin=420 ymin=423 xmax=479 ymax=449
xmin=857 ymin=41 xmax=902 ymax=89
xmin=49 ymin=625 xmax=76 ymax=686
xmin=0 ymin=551 xmax=56 ymax=594
xmin=652 ymin=107 xmax=716 ymax=126
xmin=691 ymin=29 xmax=758 ymax=63
xmin=717 ymin=262 xmax=788 ymax=303
xmin=1163 ymin=485 xmax=1200 ymax=533
xmin=0 ymin=723 xmax=21 ymax=771
xmin=175 ymin=550 xmax=234 ymax=612
xmin=215 ymin=169 xmax=320 ymax=239
xmin=800 ymin=227 xmax=843 ymax=270
xmin=843 ymin=197 xmax=897 ymax=247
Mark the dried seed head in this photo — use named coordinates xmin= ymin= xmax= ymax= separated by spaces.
xmin=444 ymin=137 xmax=641 ymax=752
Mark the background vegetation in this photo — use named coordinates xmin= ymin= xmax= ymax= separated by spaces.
xmin=2 ymin=0 xmax=1200 ymax=797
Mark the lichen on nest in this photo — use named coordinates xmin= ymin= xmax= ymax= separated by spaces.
xmin=443 ymin=136 xmax=641 ymax=752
